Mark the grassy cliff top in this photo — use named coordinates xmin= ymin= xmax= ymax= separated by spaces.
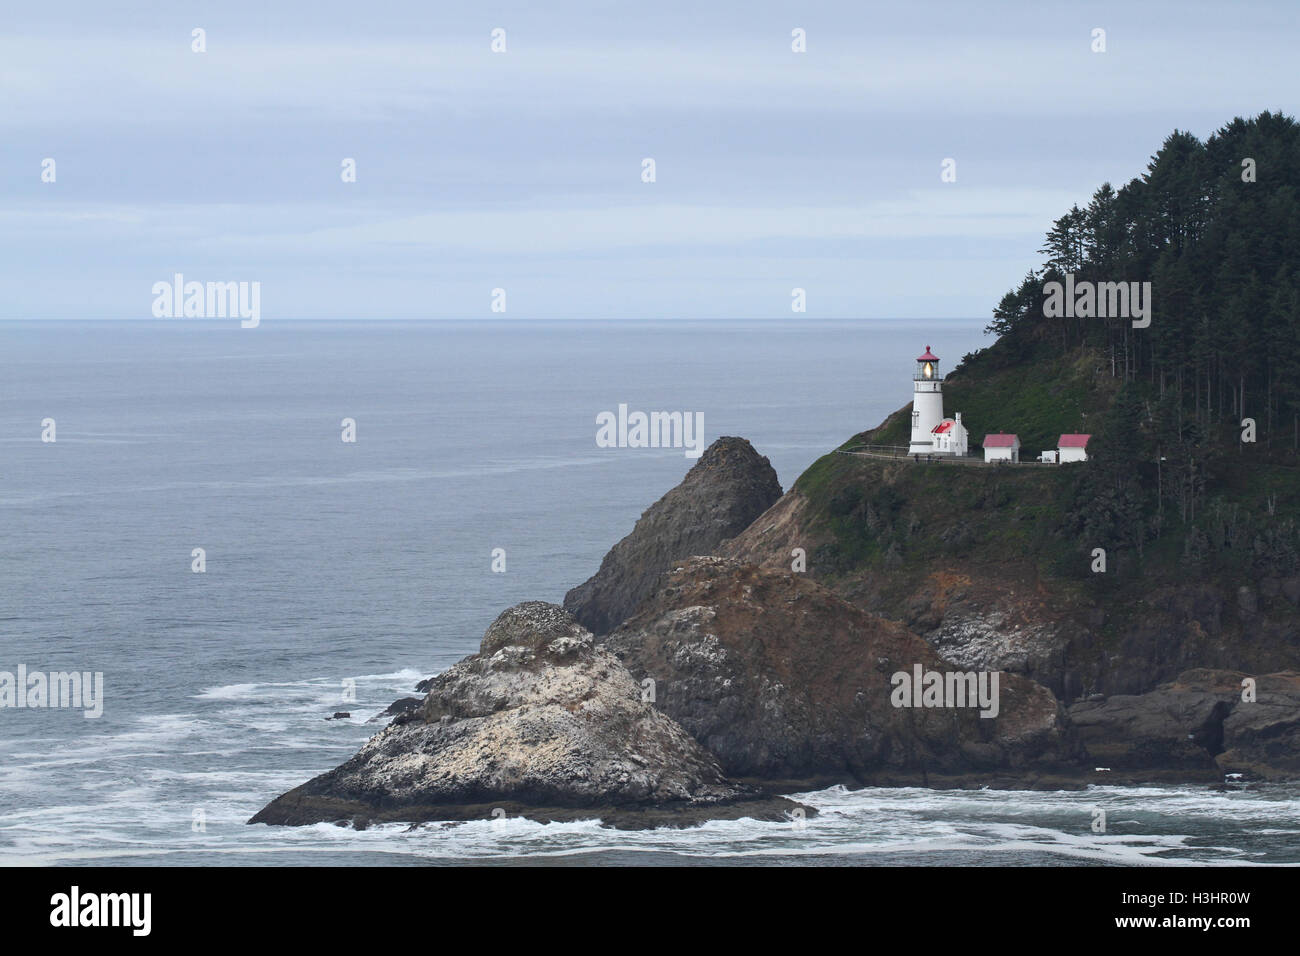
xmin=866 ymin=343 xmax=1118 ymax=455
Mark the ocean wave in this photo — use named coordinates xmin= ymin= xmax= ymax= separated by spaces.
xmin=4 ymin=694 xmax=1299 ymax=867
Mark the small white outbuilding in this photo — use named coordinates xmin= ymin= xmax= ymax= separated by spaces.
xmin=983 ymin=433 xmax=1020 ymax=463
xmin=1058 ymin=434 xmax=1091 ymax=463
xmin=930 ymin=412 xmax=969 ymax=457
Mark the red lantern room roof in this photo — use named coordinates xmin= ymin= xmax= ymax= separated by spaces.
xmin=917 ymin=346 xmax=939 ymax=362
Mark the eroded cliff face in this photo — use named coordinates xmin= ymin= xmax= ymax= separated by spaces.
xmin=605 ymin=556 xmax=1081 ymax=786
xmin=713 ymin=439 xmax=1300 ymax=782
xmin=722 ymin=490 xmax=1084 ymax=699
xmin=252 ymin=602 xmax=803 ymax=828
xmin=723 ymin=482 xmax=1300 ymax=705
xmin=564 ymin=437 xmax=782 ymax=635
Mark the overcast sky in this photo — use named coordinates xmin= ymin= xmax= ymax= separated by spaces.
xmin=1 ymin=0 xmax=1295 ymax=320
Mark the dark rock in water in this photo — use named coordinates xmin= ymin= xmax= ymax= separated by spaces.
xmin=564 ymin=437 xmax=782 ymax=635
xmin=1068 ymin=669 xmax=1300 ymax=779
xmin=325 ymin=712 xmax=351 ymax=720
xmin=1068 ymin=671 xmax=1237 ymax=771
xmin=1218 ymin=670 xmax=1300 ymax=778
xmin=251 ymin=602 xmax=806 ymax=829
xmin=605 ymin=556 xmax=1080 ymax=784
xmin=368 ymin=697 xmax=422 ymax=723
xmin=414 ymin=677 xmax=434 ymax=693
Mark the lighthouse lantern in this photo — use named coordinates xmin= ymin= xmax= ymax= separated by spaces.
xmin=915 ymin=346 xmax=941 ymax=382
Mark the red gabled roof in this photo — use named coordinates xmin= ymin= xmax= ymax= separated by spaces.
xmin=1059 ymin=434 xmax=1091 ymax=448
xmin=932 ymin=420 xmax=955 ymax=434
xmin=983 ymin=433 xmax=1019 ymax=447
xmin=917 ymin=346 xmax=939 ymax=362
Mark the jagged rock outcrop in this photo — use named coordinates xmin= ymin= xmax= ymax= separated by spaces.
xmin=368 ymin=697 xmax=421 ymax=723
xmin=1069 ymin=669 xmax=1300 ymax=779
xmin=1219 ymin=671 xmax=1300 ymax=777
xmin=605 ymin=557 xmax=1081 ymax=786
xmin=251 ymin=602 xmax=804 ymax=828
xmin=1068 ymin=669 xmax=1240 ymax=771
xmin=564 ymin=437 xmax=782 ymax=635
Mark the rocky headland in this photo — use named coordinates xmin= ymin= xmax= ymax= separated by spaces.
xmin=254 ymin=412 xmax=1300 ymax=831
xmin=252 ymin=601 xmax=806 ymax=829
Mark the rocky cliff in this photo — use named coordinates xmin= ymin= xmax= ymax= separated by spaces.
xmin=564 ymin=436 xmax=782 ymax=635
xmin=723 ymin=447 xmax=1300 ymax=701
xmin=252 ymin=602 xmax=804 ymax=828
xmin=719 ymin=465 xmax=1300 ymax=780
xmin=606 ymin=556 xmax=1080 ymax=787
xmin=1068 ymin=668 xmax=1300 ymax=780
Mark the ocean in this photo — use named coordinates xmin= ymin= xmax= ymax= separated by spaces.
xmin=1 ymin=318 xmax=1296 ymax=866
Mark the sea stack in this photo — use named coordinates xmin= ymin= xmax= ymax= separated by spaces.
xmin=564 ymin=436 xmax=782 ymax=635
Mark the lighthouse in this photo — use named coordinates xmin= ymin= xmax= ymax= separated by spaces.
xmin=908 ymin=346 xmax=945 ymax=455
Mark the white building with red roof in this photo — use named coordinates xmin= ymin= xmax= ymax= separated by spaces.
xmin=931 ymin=412 xmax=968 ymax=456
xmin=983 ymin=433 xmax=1020 ymax=463
xmin=1058 ymin=433 xmax=1091 ymax=463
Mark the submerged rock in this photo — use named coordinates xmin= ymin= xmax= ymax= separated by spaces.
xmin=564 ymin=437 xmax=782 ymax=635
xmin=251 ymin=602 xmax=805 ymax=829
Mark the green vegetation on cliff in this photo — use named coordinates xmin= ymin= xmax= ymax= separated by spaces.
xmin=798 ymin=112 xmax=1300 ymax=593
xmin=986 ymin=110 xmax=1300 ymax=448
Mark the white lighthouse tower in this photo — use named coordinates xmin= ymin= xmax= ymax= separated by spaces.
xmin=908 ymin=346 xmax=945 ymax=455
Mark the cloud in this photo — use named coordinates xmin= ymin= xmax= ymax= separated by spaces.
xmin=2 ymin=18 xmax=1296 ymax=131
xmin=2 ymin=1 xmax=1297 ymax=319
